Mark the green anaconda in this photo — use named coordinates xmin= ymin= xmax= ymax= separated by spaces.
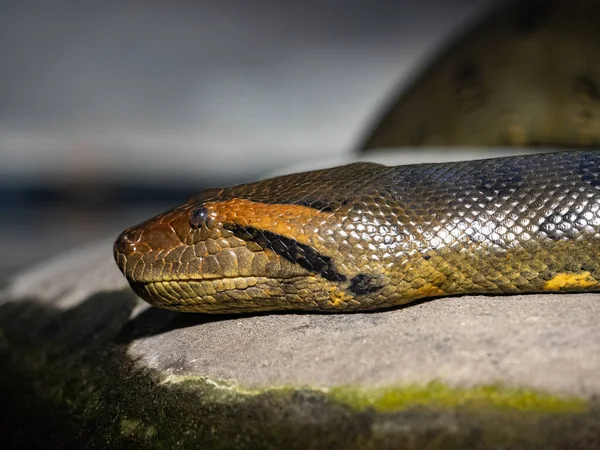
xmin=115 ymin=150 xmax=600 ymax=313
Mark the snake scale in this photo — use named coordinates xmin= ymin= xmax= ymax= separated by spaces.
xmin=115 ymin=150 xmax=600 ymax=313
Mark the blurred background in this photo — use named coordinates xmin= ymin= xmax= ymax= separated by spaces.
xmin=1 ymin=0 xmax=499 ymax=278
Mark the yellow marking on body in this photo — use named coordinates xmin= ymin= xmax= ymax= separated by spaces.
xmin=414 ymin=283 xmax=445 ymax=298
xmin=206 ymin=198 xmax=332 ymax=246
xmin=328 ymin=287 xmax=354 ymax=308
xmin=543 ymin=272 xmax=598 ymax=291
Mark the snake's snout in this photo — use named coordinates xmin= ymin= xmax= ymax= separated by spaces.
xmin=113 ymin=227 xmax=146 ymax=275
xmin=113 ymin=206 xmax=192 ymax=281
xmin=114 ymin=222 xmax=183 ymax=256
xmin=114 ymin=228 xmax=142 ymax=256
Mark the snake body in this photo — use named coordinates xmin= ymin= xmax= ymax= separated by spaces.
xmin=114 ymin=150 xmax=600 ymax=313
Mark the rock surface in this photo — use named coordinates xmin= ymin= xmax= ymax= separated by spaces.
xmin=2 ymin=239 xmax=600 ymax=448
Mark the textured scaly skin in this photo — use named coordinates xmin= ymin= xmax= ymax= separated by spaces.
xmin=115 ymin=150 xmax=600 ymax=313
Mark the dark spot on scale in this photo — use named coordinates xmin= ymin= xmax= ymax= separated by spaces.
xmin=538 ymin=212 xmax=580 ymax=241
xmin=422 ymin=254 xmax=431 ymax=261
xmin=348 ymin=274 xmax=383 ymax=296
xmin=468 ymin=234 xmax=486 ymax=244
xmin=538 ymin=214 xmax=563 ymax=241
xmin=580 ymin=263 xmax=595 ymax=272
xmin=579 ymin=152 xmax=600 ymax=189
xmin=511 ymin=0 xmax=549 ymax=34
xmin=477 ymin=161 xmax=523 ymax=197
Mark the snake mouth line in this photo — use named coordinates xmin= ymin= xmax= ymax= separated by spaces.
xmin=130 ymin=274 xmax=315 ymax=284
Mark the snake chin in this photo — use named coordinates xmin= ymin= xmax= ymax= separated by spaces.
xmin=125 ymin=275 xmax=349 ymax=314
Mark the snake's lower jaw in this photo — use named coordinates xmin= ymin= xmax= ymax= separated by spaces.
xmin=124 ymin=276 xmax=364 ymax=314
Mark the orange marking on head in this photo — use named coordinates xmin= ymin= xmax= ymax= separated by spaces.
xmin=205 ymin=199 xmax=333 ymax=245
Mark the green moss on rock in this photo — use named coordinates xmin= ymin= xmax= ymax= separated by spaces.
xmin=329 ymin=381 xmax=586 ymax=413
xmin=1 ymin=294 xmax=599 ymax=449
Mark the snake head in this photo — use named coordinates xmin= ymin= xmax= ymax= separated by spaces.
xmin=114 ymin=163 xmax=403 ymax=313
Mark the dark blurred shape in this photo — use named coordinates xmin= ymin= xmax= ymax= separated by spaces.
xmin=361 ymin=0 xmax=600 ymax=150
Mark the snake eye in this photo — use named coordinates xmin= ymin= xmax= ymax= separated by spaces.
xmin=189 ymin=206 xmax=209 ymax=228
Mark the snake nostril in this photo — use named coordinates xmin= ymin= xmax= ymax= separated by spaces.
xmin=115 ymin=229 xmax=143 ymax=254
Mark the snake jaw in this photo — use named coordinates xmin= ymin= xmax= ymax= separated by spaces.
xmin=125 ymin=275 xmax=357 ymax=313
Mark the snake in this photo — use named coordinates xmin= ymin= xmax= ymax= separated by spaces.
xmin=114 ymin=149 xmax=600 ymax=313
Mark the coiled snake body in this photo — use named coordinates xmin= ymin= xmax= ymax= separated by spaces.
xmin=115 ymin=150 xmax=600 ymax=313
